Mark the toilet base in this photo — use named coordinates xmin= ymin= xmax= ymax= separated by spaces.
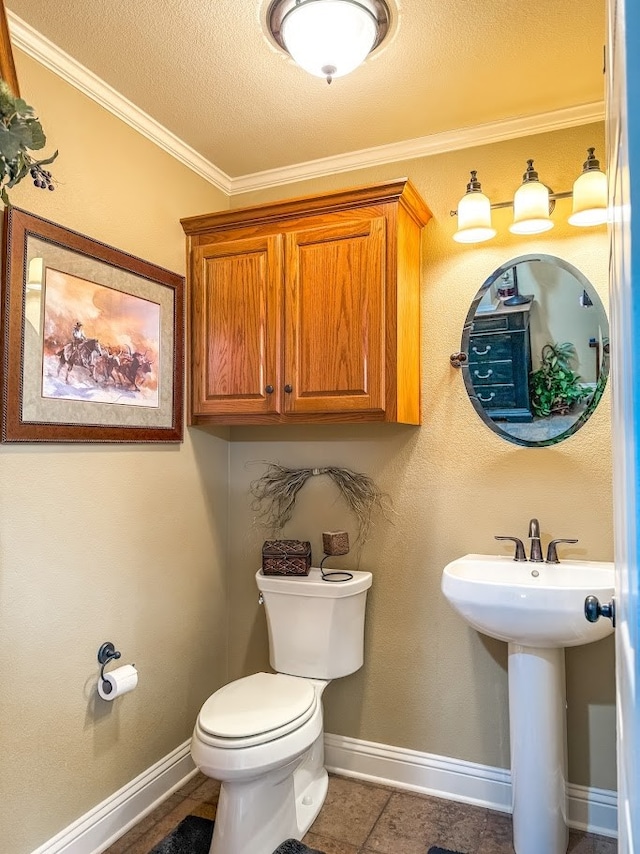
xmin=209 ymin=732 xmax=328 ymax=854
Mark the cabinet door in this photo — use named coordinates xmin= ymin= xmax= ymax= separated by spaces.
xmin=283 ymin=217 xmax=386 ymax=416
xmin=191 ymin=235 xmax=281 ymax=417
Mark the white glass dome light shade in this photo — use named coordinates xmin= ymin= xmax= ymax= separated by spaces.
xmin=26 ymin=256 xmax=44 ymax=290
xmin=280 ymin=0 xmax=379 ymax=81
xmin=568 ymin=148 xmax=608 ymax=226
xmin=509 ymin=160 xmax=554 ymax=235
xmin=453 ymin=171 xmax=497 ymax=244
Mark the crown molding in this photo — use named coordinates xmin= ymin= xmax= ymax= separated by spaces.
xmin=8 ymin=12 xmax=233 ymax=194
xmin=9 ymin=11 xmax=604 ymax=199
xmin=230 ymin=101 xmax=605 ymax=194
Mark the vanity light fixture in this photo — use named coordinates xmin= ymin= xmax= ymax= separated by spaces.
xmin=568 ymin=148 xmax=608 ymax=226
xmin=451 ymin=148 xmax=608 ymax=244
xmin=509 ymin=160 xmax=553 ymax=235
xmin=26 ymin=256 xmax=44 ymax=290
xmin=266 ymin=0 xmax=391 ymax=83
xmin=452 ymin=171 xmax=497 ymax=244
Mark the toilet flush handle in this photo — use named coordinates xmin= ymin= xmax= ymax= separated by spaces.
xmin=258 ymin=592 xmax=264 ymax=605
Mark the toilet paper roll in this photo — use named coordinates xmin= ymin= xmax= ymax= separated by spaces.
xmin=98 ymin=664 xmax=138 ymax=701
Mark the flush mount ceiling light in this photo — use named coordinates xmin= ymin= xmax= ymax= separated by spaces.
xmin=267 ymin=0 xmax=391 ymax=83
xmin=451 ymin=148 xmax=609 ymax=244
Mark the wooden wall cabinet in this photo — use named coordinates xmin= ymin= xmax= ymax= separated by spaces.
xmin=181 ymin=179 xmax=431 ymax=425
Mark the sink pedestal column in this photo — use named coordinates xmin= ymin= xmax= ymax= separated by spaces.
xmin=508 ymin=644 xmax=568 ymax=854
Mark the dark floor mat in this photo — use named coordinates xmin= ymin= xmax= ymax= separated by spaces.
xmin=148 ymin=815 xmax=325 ymax=853
xmin=149 ymin=815 xmax=213 ymax=854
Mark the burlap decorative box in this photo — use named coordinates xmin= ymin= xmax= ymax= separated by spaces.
xmin=261 ymin=539 xmax=312 ymax=576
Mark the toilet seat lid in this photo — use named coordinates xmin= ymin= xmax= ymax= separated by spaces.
xmin=198 ymin=672 xmax=315 ymax=739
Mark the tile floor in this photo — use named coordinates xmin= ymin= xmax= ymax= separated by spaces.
xmin=103 ymin=772 xmax=618 ymax=854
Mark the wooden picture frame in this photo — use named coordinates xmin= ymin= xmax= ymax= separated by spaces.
xmin=1 ymin=207 xmax=184 ymax=442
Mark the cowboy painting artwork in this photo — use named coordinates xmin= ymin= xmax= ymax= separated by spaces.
xmin=41 ymin=267 xmax=161 ymax=408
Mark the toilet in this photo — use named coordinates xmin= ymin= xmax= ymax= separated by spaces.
xmin=190 ymin=566 xmax=373 ymax=854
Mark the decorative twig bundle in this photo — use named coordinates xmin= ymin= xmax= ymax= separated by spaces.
xmin=249 ymin=463 xmax=389 ymax=546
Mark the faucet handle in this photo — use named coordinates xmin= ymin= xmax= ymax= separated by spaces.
xmin=495 ymin=536 xmax=527 ymax=562
xmin=546 ymin=538 xmax=578 ymax=564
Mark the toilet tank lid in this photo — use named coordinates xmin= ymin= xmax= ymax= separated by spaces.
xmin=199 ymin=672 xmax=315 ymax=738
xmin=256 ymin=567 xmax=372 ymax=597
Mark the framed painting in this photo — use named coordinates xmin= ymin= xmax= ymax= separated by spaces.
xmin=1 ymin=207 xmax=184 ymax=442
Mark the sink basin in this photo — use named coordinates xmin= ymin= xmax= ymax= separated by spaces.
xmin=442 ymin=553 xmax=615 ymax=648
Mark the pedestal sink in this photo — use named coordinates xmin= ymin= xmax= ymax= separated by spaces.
xmin=441 ymin=554 xmax=615 ymax=854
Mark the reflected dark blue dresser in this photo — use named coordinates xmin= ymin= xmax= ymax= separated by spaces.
xmin=468 ymin=301 xmax=533 ymax=423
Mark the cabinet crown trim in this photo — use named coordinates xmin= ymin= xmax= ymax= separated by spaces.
xmin=181 ymin=178 xmax=432 ymax=236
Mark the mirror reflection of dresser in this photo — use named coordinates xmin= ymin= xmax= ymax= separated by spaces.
xmin=459 ymin=254 xmax=609 ymax=448
xmin=469 ymin=299 xmax=533 ymax=423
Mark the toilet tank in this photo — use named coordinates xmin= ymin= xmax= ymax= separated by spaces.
xmin=256 ymin=567 xmax=373 ymax=679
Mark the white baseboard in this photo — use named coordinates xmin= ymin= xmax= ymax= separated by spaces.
xmin=324 ymin=733 xmax=618 ymax=839
xmin=30 ymin=741 xmax=197 ymax=854
xmin=567 ymin=782 xmax=618 ymax=838
xmin=31 ymin=732 xmax=616 ymax=853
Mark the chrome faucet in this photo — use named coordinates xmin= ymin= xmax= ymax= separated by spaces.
xmin=528 ymin=518 xmax=544 ymax=562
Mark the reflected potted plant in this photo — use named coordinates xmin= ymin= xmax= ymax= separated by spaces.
xmin=529 ymin=342 xmax=590 ymax=417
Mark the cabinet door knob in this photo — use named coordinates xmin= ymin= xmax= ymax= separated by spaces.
xmin=265 ymin=384 xmax=274 ymax=394
xmin=284 ymin=384 xmax=293 ymax=393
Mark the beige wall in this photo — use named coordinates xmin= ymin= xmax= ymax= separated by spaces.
xmin=227 ymin=122 xmax=615 ymax=791
xmin=0 ymin=53 xmax=231 ymax=854
xmin=1 ymin=50 xmax=614 ymax=854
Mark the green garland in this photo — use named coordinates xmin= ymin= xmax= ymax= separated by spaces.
xmin=0 ymin=79 xmax=57 ymax=205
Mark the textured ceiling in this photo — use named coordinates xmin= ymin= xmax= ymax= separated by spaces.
xmin=7 ymin=0 xmax=605 ymax=179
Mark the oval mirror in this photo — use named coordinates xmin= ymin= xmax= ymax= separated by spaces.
xmin=460 ymin=254 xmax=609 ymax=447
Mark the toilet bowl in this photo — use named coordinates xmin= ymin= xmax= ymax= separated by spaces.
xmin=191 ymin=672 xmax=328 ymax=854
xmin=191 ymin=567 xmax=373 ymax=854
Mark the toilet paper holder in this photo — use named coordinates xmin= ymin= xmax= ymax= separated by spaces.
xmin=97 ymin=641 xmax=125 ymax=695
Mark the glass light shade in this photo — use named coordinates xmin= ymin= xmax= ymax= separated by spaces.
xmin=453 ymin=190 xmax=496 ymax=244
xmin=26 ymin=256 xmax=44 ymax=290
xmin=568 ymin=168 xmax=608 ymax=226
xmin=509 ymin=180 xmax=554 ymax=235
xmin=281 ymin=0 xmax=378 ymax=80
